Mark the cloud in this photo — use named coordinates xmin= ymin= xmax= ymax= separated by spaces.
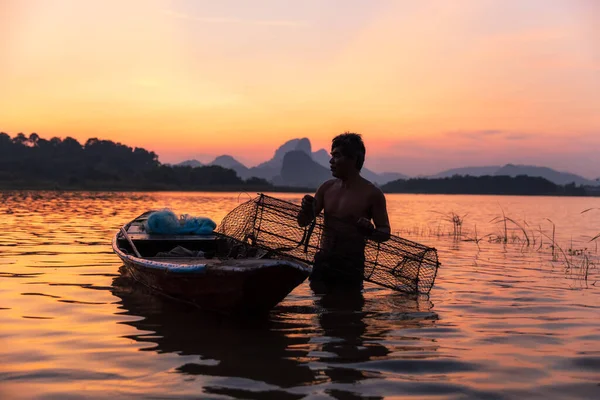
xmin=505 ymin=133 xmax=532 ymax=140
xmin=479 ymin=130 xmax=502 ymax=136
xmin=446 ymin=130 xmax=505 ymax=140
xmin=162 ymin=9 xmax=308 ymax=27
xmin=446 ymin=130 xmax=537 ymax=141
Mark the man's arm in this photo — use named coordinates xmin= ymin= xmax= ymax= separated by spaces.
xmin=368 ymin=188 xmax=391 ymax=242
xmin=297 ymin=181 xmax=329 ymax=227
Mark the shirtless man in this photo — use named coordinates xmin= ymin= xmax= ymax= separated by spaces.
xmin=297 ymin=133 xmax=391 ymax=288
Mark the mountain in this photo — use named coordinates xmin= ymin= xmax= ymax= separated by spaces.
xmin=430 ymin=166 xmax=501 ymax=178
xmin=174 ymin=137 xmax=410 ymax=185
xmin=312 ymin=148 xmax=330 ymax=167
xmin=257 ymin=138 xmax=312 ymax=169
xmin=174 ymin=143 xmax=596 ymax=188
xmin=429 ymin=164 xmax=598 ymax=186
xmin=494 ymin=164 xmax=597 ymax=186
xmin=377 ymin=172 xmax=409 ymax=184
xmin=360 ymin=168 xmax=410 ymax=185
xmin=307 ymin=146 xmax=407 ymax=185
xmin=250 ymin=138 xmax=313 ymax=181
xmin=277 ymin=150 xmax=331 ymax=188
xmin=273 ymin=138 xmax=311 ymax=163
xmin=274 ymin=149 xmax=408 ymax=188
xmin=209 ymin=155 xmax=250 ymax=179
xmin=246 ymin=165 xmax=281 ymax=181
xmin=176 ymin=159 xmax=203 ymax=168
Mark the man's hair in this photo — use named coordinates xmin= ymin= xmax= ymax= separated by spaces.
xmin=331 ymin=132 xmax=366 ymax=171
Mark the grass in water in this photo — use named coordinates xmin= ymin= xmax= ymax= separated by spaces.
xmin=397 ymin=209 xmax=598 ymax=287
xmin=489 ymin=209 xmax=532 ymax=248
xmin=432 ymin=211 xmax=467 ymax=240
xmin=581 ymin=208 xmax=600 ymax=242
xmin=464 ymin=224 xmax=492 ymax=251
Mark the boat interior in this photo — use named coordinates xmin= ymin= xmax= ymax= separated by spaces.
xmin=117 ymin=217 xmax=270 ymax=261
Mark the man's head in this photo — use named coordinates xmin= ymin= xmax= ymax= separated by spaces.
xmin=330 ymin=132 xmax=366 ymax=179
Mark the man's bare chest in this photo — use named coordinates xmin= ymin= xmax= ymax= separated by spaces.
xmin=324 ymin=189 xmax=371 ymax=220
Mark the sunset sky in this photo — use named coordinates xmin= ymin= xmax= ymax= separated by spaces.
xmin=1 ymin=0 xmax=599 ymax=177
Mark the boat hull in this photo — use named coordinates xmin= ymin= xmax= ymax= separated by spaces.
xmin=119 ymin=255 xmax=309 ymax=314
xmin=111 ymin=216 xmax=311 ymax=315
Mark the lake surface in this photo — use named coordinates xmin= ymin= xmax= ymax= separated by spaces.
xmin=1 ymin=191 xmax=599 ymax=399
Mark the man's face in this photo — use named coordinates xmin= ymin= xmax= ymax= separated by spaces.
xmin=330 ymin=146 xmax=355 ymax=178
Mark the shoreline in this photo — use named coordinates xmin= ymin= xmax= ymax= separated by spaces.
xmin=0 ymin=186 xmax=597 ymax=197
xmin=0 ymin=183 xmax=314 ymax=194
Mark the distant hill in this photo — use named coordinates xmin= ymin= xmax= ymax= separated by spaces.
xmin=295 ymin=144 xmax=407 ymax=185
xmin=256 ymin=138 xmax=312 ymax=171
xmin=277 ymin=150 xmax=331 ymax=189
xmin=176 ymin=159 xmax=203 ymax=168
xmin=173 ymin=138 xmax=410 ymax=186
xmin=246 ymin=165 xmax=280 ymax=181
xmin=249 ymin=138 xmax=312 ymax=181
xmin=381 ymin=175 xmax=587 ymax=196
xmin=430 ymin=166 xmax=501 ymax=178
xmin=377 ymin=172 xmax=409 ymax=184
xmin=312 ymin=148 xmax=330 ymax=167
xmin=209 ymin=155 xmax=250 ymax=179
xmin=175 ymin=144 xmax=597 ymax=189
xmin=359 ymin=169 xmax=406 ymax=185
xmin=494 ymin=164 xmax=597 ymax=186
xmin=429 ymin=164 xmax=598 ymax=186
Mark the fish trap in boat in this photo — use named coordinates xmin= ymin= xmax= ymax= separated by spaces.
xmin=216 ymin=194 xmax=440 ymax=295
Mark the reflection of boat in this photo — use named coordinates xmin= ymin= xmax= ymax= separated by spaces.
xmin=111 ymin=211 xmax=311 ymax=315
xmin=111 ymin=273 xmax=316 ymax=393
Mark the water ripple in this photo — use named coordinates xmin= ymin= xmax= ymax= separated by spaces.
xmin=0 ymin=191 xmax=599 ymax=399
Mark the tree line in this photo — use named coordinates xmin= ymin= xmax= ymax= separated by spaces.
xmin=0 ymin=132 xmax=273 ymax=190
xmin=380 ymin=175 xmax=588 ymax=196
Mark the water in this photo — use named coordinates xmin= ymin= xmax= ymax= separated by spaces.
xmin=1 ymin=191 xmax=599 ymax=399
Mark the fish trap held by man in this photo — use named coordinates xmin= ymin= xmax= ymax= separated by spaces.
xmin=216 ymin=194 xmax=440 ymax=295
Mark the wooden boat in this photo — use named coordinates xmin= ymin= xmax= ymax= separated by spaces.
xmin=112 ymin=211 xmax=311 ymax=315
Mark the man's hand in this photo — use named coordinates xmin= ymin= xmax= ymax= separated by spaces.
xmin=357 ymin=217 xmax=375 ymax=235
xmin=301 ymin=195 xmax=316 ymax=218
xmin=357 ymin=217 xmax=390 ymax=242
xmin=298 ymin=195 xmax=316 ymax=227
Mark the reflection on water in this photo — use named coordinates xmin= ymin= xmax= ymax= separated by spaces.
xmin=1 ymin=191 xmax=599 ymax=399
xmin=111 ymin=269 xmax=437 ymax=399
xmin=112 ymin=271 xmax=315 ymax=398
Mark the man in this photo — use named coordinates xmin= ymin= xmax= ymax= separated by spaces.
xmin=297 ymin=132 xmax=391 ymax=288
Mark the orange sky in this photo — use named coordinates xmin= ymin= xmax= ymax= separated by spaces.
xmin=1 ymin=0 xmax=599 ymax=177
